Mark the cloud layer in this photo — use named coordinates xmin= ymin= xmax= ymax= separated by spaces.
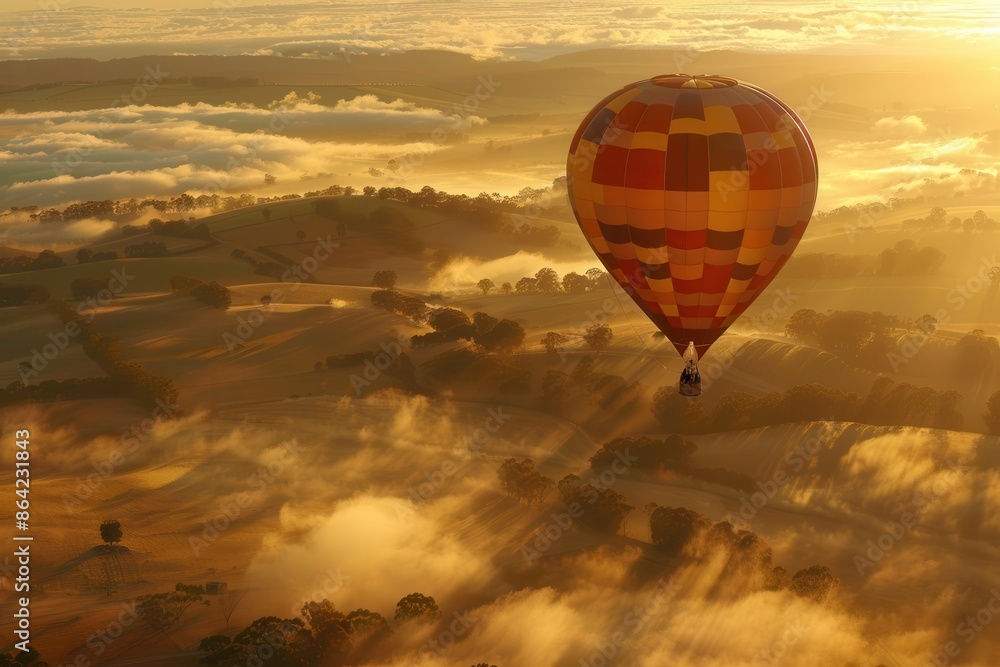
xmin=0 ymin=94 xmax=484 ymax=210
xmin=0 ymin=1 xmax=993 ymax=61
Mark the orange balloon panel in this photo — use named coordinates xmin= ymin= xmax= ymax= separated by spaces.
xmin=567 ymin=74 xmax=818 ymax=358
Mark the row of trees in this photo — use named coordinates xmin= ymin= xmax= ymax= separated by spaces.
xmin=984 ymin=390 xmax=1000 ymax=434
xmin=0 ymin=283 xmax=49 ymax=307
xmin=17 ymin=193 xmax=258 ymax=224
xmin=0 ymin=376 xmax=124 ymax=406
xmin=786 ymin=308 xmax=1000 ymax=380
xmin=652 ymin=378 xmax=964 ymax=433
xmin=647 ymin=504 xmax=839 ymax=601
xmin=785 ymin=309 xmax=903 ymax=371
xmin=477 ymin=267 xmax=607 ymax=296
xmin=498 ymin=458 xmax=839 ymax=602
xmin=51 ymin=300 xmax=180 ymax=409
xmin=124 ymin=241 xmax=168 ymax=258
xmin=877 ymin=239 xmax=946 ymax=276
xmin=783 ymin=240 xmax=946 ymax=280
xmin=413 ymin=308 xmax=527 ymax=353
xmin=76 ymin=248 xmax=119 ymax=263
xmin=198 ymin=593 xmax=445 ymax=666
xmin=589 ymin=435 xmax=755 ymax=493
xmin=902 ymin=207 xmax=998 ymax=232
xmin=541 ymin=356 xmax=644 ymax=412
xmin=169 ymin=275 xmax=232 ymax=309
xmin=0 ymin=249 xmax=65 ymax=273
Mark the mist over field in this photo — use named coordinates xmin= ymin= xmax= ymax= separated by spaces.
xmin=1 ymin=1 xmax=1000 ymax=666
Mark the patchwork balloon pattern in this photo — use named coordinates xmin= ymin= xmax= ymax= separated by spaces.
xmin=567 ymin=74 xmax=818 ymax=358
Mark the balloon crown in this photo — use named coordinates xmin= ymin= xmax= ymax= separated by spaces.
xmin=649 ymin=74 xmax=739 ymax=89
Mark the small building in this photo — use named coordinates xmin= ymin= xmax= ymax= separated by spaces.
xmin=205 ymin=581 xmax=228 ymax=595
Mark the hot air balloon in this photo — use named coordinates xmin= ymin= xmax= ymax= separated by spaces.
xmin=567 ymin=74 xmax=818 ymax=396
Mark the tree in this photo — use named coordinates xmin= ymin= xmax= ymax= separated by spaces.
xmin=220 ymin=589 xmax=248 ymax=628
xmin=534 ymin=267 xmax=561 ymax=293
xmin=137 ymin=584 xmax=206 ymax=631
xmin=562 ymin=272 xmax=591 ymax=293
xmin=475 ymin=319 xmax=525 ymax=352
xmin=33 ymin=249 xmax=65 ymax=269
xmin=515 ymin=277 xmax=538 ymax=294
xmin=497 ymin=458 xmax=554 ymax=505
xmin=585 ymin=267 xmax=605 ymax=289
xmin=100 ymin=519 xmax=123 ymax=545
xmin=124 ymin=241 xmax=167 ymax=258
xmin=790 ymin=565 xmax=839 ymax=602
xmin=429 ymin=307 xmax=471 ymax=332
xmin=76 ymin=248 xmax=93 ymax=263
xmin=472 ymin=312 xmax=498 ymax=335
xmin=477 ymin=278 xmax=496 ymax=295
xmin=394 ymin=593 xmax=440 ymax=623
xmin=649 ymin=506 xmax=711 ymax=557
xmin=363 ymin=186 xmax=377 ymax=196
xmin=170 ymin=274 xmax=203 ymax=292
xmin=193 ymin=282 xmax=232 ymax=309
xmin=200 ymin=616 xmax=305 ymax=666
xmin=954 ymin=330 xmax=998 ymax=380
xmin=542 ymin=332 xmax=569 ymax=354
xmin=346 ymin=608 xmax=391 ymax=641
xmin=300 ymin=599 xmax=352 ymax=659
xmin=499 ymin=282 xmax=513 ymax=294
xmin=557 ymin=474 xmax=633 ymax=534
xmin=651 ymin=387 xmax=710 ymax=433
xmin=371 ymin=270 xmax=397 ymax=289
xmin=985 ymin=390 xmax=1000 ymax=435
xmin=583 ymin=324 xmax=613 ymax=352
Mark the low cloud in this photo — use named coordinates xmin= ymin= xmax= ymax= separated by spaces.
xmin=0 ymin=96 xmax=483 ymax=209
xmin=873 ymin=114 xmax=928 ymax=136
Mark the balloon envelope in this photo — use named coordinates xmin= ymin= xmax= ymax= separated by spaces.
xmin=567 ymin=74 xmax=818 ymax=358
